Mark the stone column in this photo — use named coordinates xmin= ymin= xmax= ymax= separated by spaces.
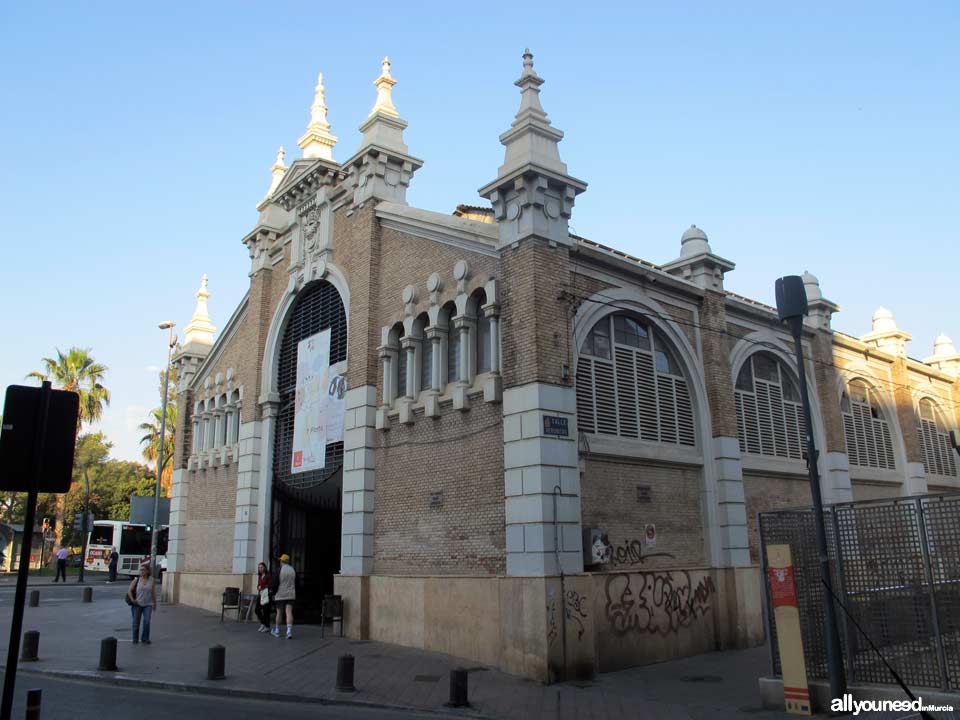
xmin=425 ymin=327 xmax=443 ymax=418
xmin=699 ymin=290 xmax=750 ymax=567
xmin=403 ymin=338 xmax=417 ymax=399
xmin=167 ymin=468 xmax=188 ymax=574
xmin=483 ymin=302 xmax=503 ymax=403
xmin=892 ymin=357 xmax=928 ymax=495
xmin=453 ymin=316 xmax=472 ymax=411
xmin=341 ymin=386 xmax=378 ymax=575
xmin=253 ymin=398 xmax=278 ymax=566
xmin=233 ymin=414 xmax=263 ymax=574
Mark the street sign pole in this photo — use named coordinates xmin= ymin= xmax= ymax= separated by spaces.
xmin=0 ymin=382 xmax=51 ymax=720
xmin=78 ymin=469 xmax=91 ymax=584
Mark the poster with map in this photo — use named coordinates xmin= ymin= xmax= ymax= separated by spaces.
xmin=291 ymin=329 xmax=345 ymax=474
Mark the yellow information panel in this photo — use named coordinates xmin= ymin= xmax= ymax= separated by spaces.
xmin=767 ymin=544 xmax=812 ymax=715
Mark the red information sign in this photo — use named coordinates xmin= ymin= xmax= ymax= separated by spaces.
xmin=768 ymin=565 xmax=798 ymax=608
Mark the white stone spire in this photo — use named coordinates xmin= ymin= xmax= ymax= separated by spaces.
xmin=369 ymin=56 xmax=399 ymax=118
xmin=497 ymin=48 xmax=567 ymax=177
xmin=357 ymin=55 xmax=410 ymax=156
xmin=183 ymin=274 xmax=216 ymax=348
xmin=258 ymin=146 xmax=288 ymax=206
xmin=298 ymin=72 xmax=338 ymax=161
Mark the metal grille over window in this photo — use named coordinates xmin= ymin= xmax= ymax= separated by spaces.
xmin=273 ymin=280 xmax=346 ymax=490
xmin=735 ymin=352 xmax=805 ymax=460
xmin=841 ymin=380 xmax=896 ymax=470
xmin=916 ymin=398 xmax=958 ymax=479
xmin=576 ymin=314 xmax=695 ymax=446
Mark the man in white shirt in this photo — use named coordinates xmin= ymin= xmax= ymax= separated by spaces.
xmin=54 ymin=546 xmax=69 ymax=582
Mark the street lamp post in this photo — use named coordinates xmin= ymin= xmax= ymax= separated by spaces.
xmin=149 ymin=321 xmax=176 ymax=580
xmin=78 ymin=466 xmax=90 ymax=583
xmin=775 ymin=276 xmax=846 ymax=703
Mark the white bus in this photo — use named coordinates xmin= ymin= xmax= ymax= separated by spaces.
xmin=85 ymin=521 xmax=167 ymax=576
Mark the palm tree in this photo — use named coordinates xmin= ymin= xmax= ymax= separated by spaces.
xmin=28 ymin=347 xmax=110 ymax=543
xmin=138 ymin=403 xmax=177 ymax=496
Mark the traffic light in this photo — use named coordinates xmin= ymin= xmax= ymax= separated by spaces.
xmin=42 ymin=518 xmax=49 ymax=532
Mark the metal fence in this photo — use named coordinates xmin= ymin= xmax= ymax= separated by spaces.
xmin=759 ymin=492 xmax=960 ymax=691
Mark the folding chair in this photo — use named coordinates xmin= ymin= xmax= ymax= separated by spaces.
xmin=221 ymin=586 xmax=241 ymax=622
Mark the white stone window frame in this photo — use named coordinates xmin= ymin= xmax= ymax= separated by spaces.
xmin=916 ymin=397 xmax=958 ymax=480
xmin=840 ymin=378 xmax=898 ymax=474
xmin=575 ymin=311 xmax=700 ymax=461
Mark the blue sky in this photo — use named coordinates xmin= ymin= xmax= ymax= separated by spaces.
xmin=1 ymin=2 xmax=957 ymax=463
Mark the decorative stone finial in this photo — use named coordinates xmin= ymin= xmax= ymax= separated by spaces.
xmin=298 ymin=71 xmax=338 ymax=161
xmin=183 ymin=274 xmax=216 ymax=348
xmin=934 ymin=333 xmax=957 ymax=357
xmin=259 ymin=145 xmax=288 ymax=205
xmin=679 ymin=224 xmax=711 ymax=257
xmin=872 ymin=306 xmax=897 ymax=333
xmin=369 ymin=56 xmax=399 ymax=118
xmin=802 ymin=270 xmax=822 ymax=301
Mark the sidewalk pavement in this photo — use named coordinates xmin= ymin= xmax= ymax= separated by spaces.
xmin=0 ymin=583 xmax=798 ymax=719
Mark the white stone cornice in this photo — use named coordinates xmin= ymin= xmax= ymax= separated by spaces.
xmin=375 ymin=202 xmax=498 ymax=257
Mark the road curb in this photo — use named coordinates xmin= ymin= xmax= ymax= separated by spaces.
xmin=13 ymin=666 xmax=493 ymax=718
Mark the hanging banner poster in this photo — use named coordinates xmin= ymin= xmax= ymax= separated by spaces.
xmin=291 ymin=329 xmax=334 ymax=474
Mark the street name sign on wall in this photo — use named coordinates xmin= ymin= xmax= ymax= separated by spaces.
xmin=0 ymin=384 xmax=79 ymax=493
xmin=290 ymin=329 xmax=346 ymax=474
xmin=542 ymin=415 xmax=569 ymax=437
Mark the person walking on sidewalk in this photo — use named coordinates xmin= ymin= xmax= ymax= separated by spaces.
xmin=255 ymin=562 xmax=272 ymax=632
xmin=107 ymin=546 xmax=119 ymax=583
xmin=53 ymin=546 xmax=68 ymax=582
xmin=271 ymin=554 xmax=295 ymax=639
xmin=128 ymin=564 xmax=157 ymax=644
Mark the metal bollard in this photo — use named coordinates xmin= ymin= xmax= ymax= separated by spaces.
xmin=98 ymin=637 xmax=118 ymax=671
xmin=447 ymin=667 xmax=469 ymax=708
xmin=21 ymin=631 xmax=39 ymax=662
xmin=25 ymin=689 xmax=42 ymax=720
xmin=28 ymin=591 xmax=39 ymax=608
xmin=82 ymin=587 xmax=93 ymax=603
xmin=335 ymin=654 xmax=355 ymax=692
xmin=207 ymin=645 xmax=225 ymax=680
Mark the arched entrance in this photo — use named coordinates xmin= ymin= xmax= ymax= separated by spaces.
xmin=271 ymin=279 xmax=347 ymax=621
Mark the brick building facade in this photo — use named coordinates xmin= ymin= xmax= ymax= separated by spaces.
xmin=165 ymin=52 xmax=960 ymax=681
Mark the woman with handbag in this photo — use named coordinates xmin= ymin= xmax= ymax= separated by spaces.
xmin=127 ymin=564 xmax=157 ymax=644
xmin=255 ymin=562 xmax=272 ymax=632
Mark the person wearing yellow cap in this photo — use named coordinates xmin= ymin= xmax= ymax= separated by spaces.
xmin=271 ymin=553 xmax=296 ymax=639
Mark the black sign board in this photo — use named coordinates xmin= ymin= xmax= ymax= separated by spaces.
xmin=542 ymin=415 xmax=569 ymax=437
xmin=0 ymin=384 xmax=79 ymax=493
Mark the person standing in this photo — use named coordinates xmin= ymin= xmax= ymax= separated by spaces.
xmin=254 ymin=562 xmax=272 ymax=632
xmin=271 ymin=554 xmax=295 ymax=639
xmin=128 ymin=565 xmax=157 ymax=644
xmin=107 ymin=546 xmax=119 ymax=583
xmin=54 ymin=546 xmax=68 ymax=582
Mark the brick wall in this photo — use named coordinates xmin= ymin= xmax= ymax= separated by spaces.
xmin=373 ymin=400 xmax=505 ymax=574
xmin=851 ymin=481 xmax=901 ymax=502
xmin=701 ymin=291 xmax=737 ymax=437
xmin=500 ymin=238 xmax=572 ymax=389
xmin=580 ymin=456 xmax=705 ymax=568
xmin=182 ymin=462 xmax=238 ymax=572
xmin=811 ymin=331 xmax=847 ymax=454
xmin=743 ymin=472 xmax=811 ymax=562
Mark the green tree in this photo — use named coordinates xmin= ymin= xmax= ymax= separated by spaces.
xmin=27 ymin=347 xmax=110 ymax=544
xmin=138 ymin=368 xmax=177 ymax=497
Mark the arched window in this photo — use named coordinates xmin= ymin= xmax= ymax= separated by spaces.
xmin=473 ymin=290 xmax=492 ymax=375
xmin=390 ymin=323 xmax=407 ymax=402
xmin=273 ymin=279 xmax=347 ymax=488
xmin=229 ymin=389 xmax=241 ymax=444
xmin=735 ymin=352 xmax=805 ymax=460
xmin=443 ymin=302 xmax=459 ymax=385
xmin=576 ymin=313 xmax=695 ymax=446
xmin=917 ymin=398 xmax=957 ymax=478
xmin=414 ymin=313 xmax=431 ymax=393
xmin=217 ymin=394 xmax=228 ymax=447
xmin=841 ymin=380 xmax=895 ymax=470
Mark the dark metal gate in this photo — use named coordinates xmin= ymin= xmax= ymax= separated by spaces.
xmin=760 ymin=492 xmax=960 ymax=691
xmin=271 ymin=279 xmax=347 ymax=623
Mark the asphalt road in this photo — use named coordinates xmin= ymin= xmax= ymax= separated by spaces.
xmin=4 ymin=675 xmax=458 ymax=719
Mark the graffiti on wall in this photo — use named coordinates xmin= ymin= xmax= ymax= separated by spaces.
xmin=603 ymin=571 xmax=716 ymax=637
xmin=608 ymin=538 xmax=675 ymax=567
xmin=565 ymin=589 xmax=588 ymax=640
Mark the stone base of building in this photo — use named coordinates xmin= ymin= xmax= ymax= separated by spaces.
xmin=164 ymin=571 xmax=255 ymax=612
xmin=335 ymin=566 xmax=764 ymax=682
